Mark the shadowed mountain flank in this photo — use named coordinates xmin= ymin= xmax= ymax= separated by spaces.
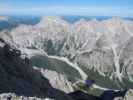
xmin=0 ymin=38 xmax=73 ymax=100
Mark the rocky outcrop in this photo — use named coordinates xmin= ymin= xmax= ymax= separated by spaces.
xmin=113 ymin=89 xmax=133 ymax=100
xmin=34 ymin=68 xmax=74 ymax=93
xmin=0 ymin=93 xmax=53 ymax=100
xmin=0 ymin=39 xmax=73 ymax=100
xmin=0 ymin=89 xmax=130 ymax=100
xmin=123 ymin=89 xmax=133 ymax=100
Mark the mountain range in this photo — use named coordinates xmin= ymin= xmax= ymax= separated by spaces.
xmin=0 ymin=16 xmax=133 ymax=99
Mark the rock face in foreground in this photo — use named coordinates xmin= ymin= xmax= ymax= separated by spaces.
xmin=0 ymin=39 xmax=73 ymax=100
xmin=114 ymin=89 xmax=133 ymax=100
xmin=0 ymin=93 xmax=53 ymax=100
xmin=124 ymin=89 xmax=133 ymax=100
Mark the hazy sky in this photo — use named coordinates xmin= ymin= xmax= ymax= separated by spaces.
xmin=0 ymin=0 xmax=133 ymax=17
